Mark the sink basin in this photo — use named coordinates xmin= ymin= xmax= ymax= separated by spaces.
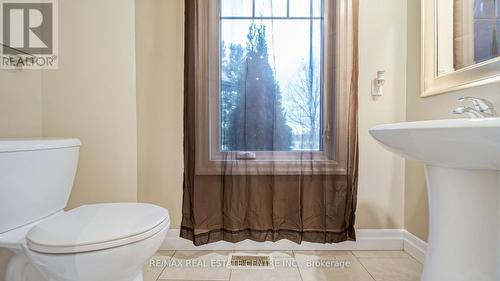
xmin=370 ymin=118 xmax=500 ymax=170
xmin=370 ymin=118 xmax=500 ymax=281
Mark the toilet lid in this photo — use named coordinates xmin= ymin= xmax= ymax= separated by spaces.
xmin=26 ymin=203 xmax=170 ymax=254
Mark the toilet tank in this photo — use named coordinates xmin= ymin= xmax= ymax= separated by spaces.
xmin=0 ymin=138 xmax=81 ymax=234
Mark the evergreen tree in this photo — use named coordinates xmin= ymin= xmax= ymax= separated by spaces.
xmin=225 ymin=24 xmax=292 ymax=151
xmin=221 ymin=43 xmax=246 ymax=150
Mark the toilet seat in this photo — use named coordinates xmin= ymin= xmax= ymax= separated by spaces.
xmin=25 ymin=203 xmax=170 ymax=254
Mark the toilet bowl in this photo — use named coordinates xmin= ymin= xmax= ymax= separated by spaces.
xmin=0 ymin=139 xmax=170 ymax=281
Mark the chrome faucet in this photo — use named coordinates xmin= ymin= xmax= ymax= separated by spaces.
xmin=452 ymin=97 xmax=497 ymax=118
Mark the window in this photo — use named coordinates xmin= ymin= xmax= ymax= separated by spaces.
xmin=473 ymin=0 xmax=500 ymax=63
xmin=220 ymin=0 xmax=323 ymax=152
xmin=448 ymin=0 xmax=500 ymax=72
xmin=195 ymin=0 xmax=354 ymax=174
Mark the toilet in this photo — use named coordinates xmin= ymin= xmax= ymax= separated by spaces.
xmin=0 ymin=138 xmax=170 ymax=281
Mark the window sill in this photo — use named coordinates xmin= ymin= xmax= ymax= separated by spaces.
xmin=195 ymin=160 xmax=347 ymax=176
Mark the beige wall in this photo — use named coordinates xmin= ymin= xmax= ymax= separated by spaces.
xmin=0 ymin=0 xmax=418 ymax=256
xmin=0 ymin=71 xmax=42 ymax=137
xmin=136 ymin=0 xmax=184 ymax=228
xmin=0 ymin=1 xmax=407 ymax=278
xmin=405 ymin=0 xmax=500 ymax=241
xmin=357 ymin=0 xmax=407 ymax=229
xmin=41 ymin=0 xmax=138 ymax=209
xmin=1 ymin=2 xmax=138 ymax=277
xmin=0 ymin=0 xmax=410 ymax=235
xmin=135 ymin=0 xmax=409 ymax=230
xmin=0 ymin=13 xmax=43 ymax=281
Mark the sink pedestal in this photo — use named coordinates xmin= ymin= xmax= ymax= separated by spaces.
xmin=423 ymin=165 xmax=500 ymax=281
xmin=370 ymin=118 xmax=500 ymax=280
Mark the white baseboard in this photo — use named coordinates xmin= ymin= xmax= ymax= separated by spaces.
xmin=161 ymin=229 xmax=427 ymax=254
xmin=402 ymin=230 xmax=427 ymax=263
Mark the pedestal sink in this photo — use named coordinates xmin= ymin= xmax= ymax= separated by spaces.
xmin=370 ymin=118 xmax=500 ymax=281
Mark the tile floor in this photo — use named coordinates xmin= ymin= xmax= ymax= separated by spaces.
xmin=143 ymin=250 xmax=423 ymax=281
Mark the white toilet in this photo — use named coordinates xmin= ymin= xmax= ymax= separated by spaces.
xmin=0 ymin=138 xmax=170 ymax=281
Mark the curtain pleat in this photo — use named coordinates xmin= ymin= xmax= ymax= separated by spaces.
xmin=181 ymin=0 xmax=359 ymax=246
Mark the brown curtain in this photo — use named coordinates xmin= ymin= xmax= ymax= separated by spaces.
xmin=181 ymin=0 xmax=359 ymax=246
xmin=453 ymin=0 xmax=474 ymax=69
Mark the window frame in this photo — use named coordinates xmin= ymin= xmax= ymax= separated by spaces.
xmin=195 ymin=0 xmax=354 ymax=175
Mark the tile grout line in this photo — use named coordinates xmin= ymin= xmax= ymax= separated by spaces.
xmin=155 ymin=250 xmax=176 ymax=281
xmin=292 ymin=252 xmax=305 ymax=281
xmin=355 ymin=257 xmax=415 ymax=259
xmin=152 ymin=250 xmax=418 ymax=281
xmin=352 ymin=251 xmax=417 ymax=260
xmin=228 ymin=250 xmax=234 ymax=281
xmin=403 ymin=251 xmax=424 ymax=265
xmin=351 ymin=251 xmax=377 ymax=281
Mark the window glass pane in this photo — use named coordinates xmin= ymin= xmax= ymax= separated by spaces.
xmin=255 ymin=0 xmax=288 ymax=17
xmin=289 ymin=0 xmax=311 ymax=17
xmin=220 ymin=18 xmax=323 ymax=152
xmin=474 ymin=20 xmax=499 ymax=62
xmin=474 ymin=0 xmax=497 ymax=18
xmin=497 ymin=22 xmax=500 ymax=54
xmin=221 ymin=0 xmax=253 ymax=17
xmin=313 ymin=0 xmax=323 ymax=17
